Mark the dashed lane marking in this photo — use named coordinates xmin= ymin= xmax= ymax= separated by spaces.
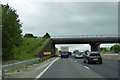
xmin=84 ymin=66 xmax=90 ymax=69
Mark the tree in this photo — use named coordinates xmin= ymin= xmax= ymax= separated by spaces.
xmin=2 ymin=4 xmax=22 ymax=60
xmin=110 ymin=44 xmax=120 ymax=53
xmin=24 ymin=33 xmax=35 ymax=38
xmin=73 ymin=50 xmax=79 ymax=53
xmin=84 ymin=50 xmax=89 ymax=53
xmin=43 ymin=33 xmax=50 ymax=38
xmin=100 ymin=47 xmax=108 ymax=53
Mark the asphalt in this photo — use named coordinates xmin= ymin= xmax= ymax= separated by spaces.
xmin=39 ymin=57 xmax=119 ymax=79
xmin=40 ymin=57 xmax=104 ymax=78
xmin=72 ymin=57 xmax=119 ymax=78
xmin=5 ymin=56 xmax=119 ymax=80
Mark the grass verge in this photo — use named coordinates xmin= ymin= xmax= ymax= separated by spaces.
xmin=3 ymin=38 xmax=50 ymax=64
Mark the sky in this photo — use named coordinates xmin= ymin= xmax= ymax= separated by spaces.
xmin=1 ymin=0 xmax=119 ymax=51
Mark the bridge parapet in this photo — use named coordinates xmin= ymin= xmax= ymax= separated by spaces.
xmin=51 ymin=35 xmax=119 ymax=39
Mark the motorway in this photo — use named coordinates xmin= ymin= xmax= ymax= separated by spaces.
xmin=35 ymin=57 xmax=119 ymax=80
xmin=5 ymin=57 xmax=119 ymax=80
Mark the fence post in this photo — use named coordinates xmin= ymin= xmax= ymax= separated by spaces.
xmin=2 ymin=70 xmax=5 ymax=79
xmin=17 ymin=65 xmax=20 ymax=72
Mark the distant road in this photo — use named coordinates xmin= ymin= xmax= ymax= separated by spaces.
xmin=35 ymin=57 xmax=118 ymax=79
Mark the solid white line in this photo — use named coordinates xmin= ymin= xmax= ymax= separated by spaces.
xmin=34 ymin=57 xmax=59 ymax=79
xmin=84 ymin=66 xmax=90 ymax=69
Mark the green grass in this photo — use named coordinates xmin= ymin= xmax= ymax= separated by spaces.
xmin=2 ymin=38 xmax=51 ymax=64
xmin=13 ymin=38 xmax=49 ymax=61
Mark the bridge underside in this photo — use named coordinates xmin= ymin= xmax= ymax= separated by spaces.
xmin=38 ymin=37 xmax=120 ymax=56
xmin=52 ymin=37 xmax=119 ymax=52
xmin=52 ymin=38 xmax=119 ymax=44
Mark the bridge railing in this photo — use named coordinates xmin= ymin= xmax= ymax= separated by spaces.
xmin=51 ymin=35 xmax=119 ymax=38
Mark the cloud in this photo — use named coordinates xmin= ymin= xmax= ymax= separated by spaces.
xmin=23 ymin=2 xmax=118 ymax=36
xmin=1 ymin=1 xmax=118 ymax=49
xmin=1 ymin=1 xmax=118 ymax=36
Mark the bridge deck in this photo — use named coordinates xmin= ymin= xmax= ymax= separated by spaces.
xmin=52 ymin=36 xmax=120 ymax=44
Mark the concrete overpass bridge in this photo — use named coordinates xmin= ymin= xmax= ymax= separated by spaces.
xmin=38 ymin=35 xmax=120 ymax=56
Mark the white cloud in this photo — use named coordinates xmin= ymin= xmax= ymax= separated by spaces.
xmin=1 ymin=0 xmax=118 ymax=50
xmin=1 ymin=1 xmax=118 ymax=36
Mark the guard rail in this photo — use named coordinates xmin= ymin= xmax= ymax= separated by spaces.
xmin=1 ymin=58 xmax=40 ymax=79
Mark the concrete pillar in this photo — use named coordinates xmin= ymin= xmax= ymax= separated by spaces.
xmin=90 ymin=43 xmax=100 ymax=51
xmin=52 ymin=43 xmax=56 ymax=55
xmin=52 ymin=43 xmax=55 ymax=50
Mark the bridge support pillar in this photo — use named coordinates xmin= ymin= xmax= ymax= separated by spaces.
xmin=90 ymin=43 xmax=100 ymax=51
xmin=52 ymin=43 xmax=56 ymax=55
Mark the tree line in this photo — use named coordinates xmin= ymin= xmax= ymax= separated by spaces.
xmin=2 ymin=4 xmax=51 ymax=60
xmin=24 ymin=33 xmax=50 ymax=38
xmin=2 ymin=4 xmax=22 ymax=60
xmin=100 ymin=45 xmax=120 ymax=53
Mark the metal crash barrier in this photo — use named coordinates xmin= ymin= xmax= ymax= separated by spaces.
xmin=1 ymin=58 xmax=40 ymax=79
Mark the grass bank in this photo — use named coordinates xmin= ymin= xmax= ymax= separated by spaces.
xmin=3 ymin=38 xmax=50 ymax=64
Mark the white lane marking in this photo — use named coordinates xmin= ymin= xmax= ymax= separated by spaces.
xmin=34 ymin=57 xmax=59 ymax=79
xmin=84 ymin=66 xmax=90 ymax=69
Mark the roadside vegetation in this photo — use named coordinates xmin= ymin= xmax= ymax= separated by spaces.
xmin=2 ymin=4 xmax=51 ymax=64
xmin=100 ymin=44 xmax=120 ymax=53
xmin=2 ymin=4 xmax=22 ymax=60
xmin=13 ymin=38 xmax=46 ymax=60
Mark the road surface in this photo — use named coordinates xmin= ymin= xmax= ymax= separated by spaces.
xmin=5 ymin=57 xmax=119 ymax=80
xmin=35 ymin=57 xmax=119 ymax=80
